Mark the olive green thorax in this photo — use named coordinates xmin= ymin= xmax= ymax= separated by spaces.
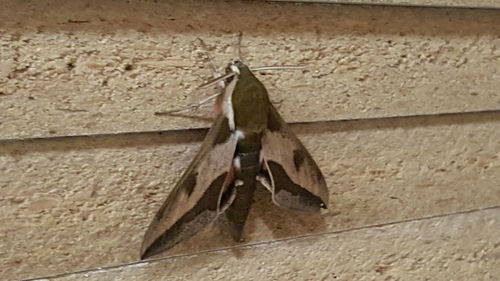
xmin=230 ymin=62 xmax=270 ymax=147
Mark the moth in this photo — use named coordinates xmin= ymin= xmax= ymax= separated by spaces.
xmin=141 ymin=61 xmax=329 ymax=259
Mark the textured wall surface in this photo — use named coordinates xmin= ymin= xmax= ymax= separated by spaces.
xmin=1 ymin=0 xmax=499 ymax=139
xmin=271 ymin=0 xmax=500 ymax=9
xmin=0 ymin=0 xmax=499 ymax=280
xmin=40 ymin=208 xmax=500 ymax=281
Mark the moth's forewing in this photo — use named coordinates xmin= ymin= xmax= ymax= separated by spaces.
xmin=261 ymin=104 xmax=329 ymax=212
xmin=141 ymin=115 xmax=237 ymax=259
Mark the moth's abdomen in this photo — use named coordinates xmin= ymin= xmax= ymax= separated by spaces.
xmin=225 ymin=150 xmax=261 ymax=241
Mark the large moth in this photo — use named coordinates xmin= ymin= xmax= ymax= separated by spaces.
xmin=141 ymin=61 xmax=328 ymax=259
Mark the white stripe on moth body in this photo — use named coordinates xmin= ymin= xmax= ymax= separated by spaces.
xmin=233 ymin=156 xmax=241 ymax=170
xmin=221 ymin=64 xmax=240 ymax=131
xmin=229 ymin=64 xmax=240 ymax=75
xmin=234 ymin=130 xmax=245 ymax=140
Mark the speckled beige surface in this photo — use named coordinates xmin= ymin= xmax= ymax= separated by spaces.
xmin=272 ymin=0 xmax=500 ymax=9
xmin=1 ymin=0 xmax=499 ymax=280
xmin=41 ymin=208 xmax=500 ymax=281
xmin=2 ymin=112 xmax=500 ymax=280
xmin=1 ymin=0 xmax=499 ymax=139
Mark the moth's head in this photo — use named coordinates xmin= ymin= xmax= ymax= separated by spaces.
xmin=224 ymin=60 xmax=253 ymax=84
xmin=226 ymin=60 xmax=250 ymax=74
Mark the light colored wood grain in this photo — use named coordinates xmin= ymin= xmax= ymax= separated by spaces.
xmin=34 ymin=208 xmax=500 ymax=280
xmin=271 ymin=0 xmax=500 ymax=9
xmin=0 ymin=1 xmax=499 ymax=139
xmin=1 ymin=1 xmax=499 ymax=280
xmin=2 ymin=113 xmax=499 ymax=280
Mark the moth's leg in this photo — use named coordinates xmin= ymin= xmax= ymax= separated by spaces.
xmin=257 ymin=159 xmax=281 ymax=207
xmin=155 ymin=92 xmax=221 ymax=116
xmin=204 ymin=57 xmax=226 ymax=117
xmin=205 ymin=55 xmax=224 ymax=87
xmin=196 ymin=37 xmax=228 ymax=89
xmin=217 ymin=183 xmax=237 ymax=215
xmin=156 ymin=38 xmax=226 ymax=116
xmin=257 ymin=175 xmax=272 ymax=192
xmin=217 ymin=165 xmax=237 ymax=215
xmin=250 ymin=65 xmax=306 ymax=71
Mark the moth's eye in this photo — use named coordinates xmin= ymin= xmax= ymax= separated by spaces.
xmin=225 ymin=75 xmax=234 ymax=83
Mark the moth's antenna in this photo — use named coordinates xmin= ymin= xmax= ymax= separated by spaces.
xmin=198 ymin=72 xmax=236 ymax=89
xmin=250 ymin=65 xmax=307 ymax=71
xmin=236 ymin=32 xmax=244 ymax=62
xmin=154 ymin=92 xmax=221 ymax=115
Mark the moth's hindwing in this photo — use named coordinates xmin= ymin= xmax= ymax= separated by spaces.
xmin=261 ymin=104 xmax=329 ymax=212
xmin=141 ymin=115 xmax=237 ymax=259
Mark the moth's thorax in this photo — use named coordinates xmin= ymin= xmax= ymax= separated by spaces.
xmin=227 ymin=62 xmax=270 ymax=135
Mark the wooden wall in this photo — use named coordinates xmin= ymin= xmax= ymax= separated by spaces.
xmin=1 ymin=1 xmax=499 ymax=280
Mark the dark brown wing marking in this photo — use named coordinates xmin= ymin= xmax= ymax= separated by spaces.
xmin=260 ymin=104 xmax=329 ymax=212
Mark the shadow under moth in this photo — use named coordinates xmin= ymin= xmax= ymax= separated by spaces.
xmin=141 ymin=61 xmax=329 ymax=259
